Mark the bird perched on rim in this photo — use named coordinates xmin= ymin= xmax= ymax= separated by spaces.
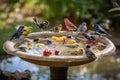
xmin=94 ymin=24 xmax=112 ymax=37
xmin=51 ymin=24 xmax=62 ymax=32
xmin=9 ymin=25 xmax=25 ymax=41
xmin=64 ymin=18 xmax=77 ymax=31
xmin=85 ymin=45 xmax=96 ymax=59
xmin=22 ymin=27 xmax=33 ymax=36
xmin=76 ymin=22 xmax=87 ymax=33
xmin=33 ymin=17 xmax=49 ymax=31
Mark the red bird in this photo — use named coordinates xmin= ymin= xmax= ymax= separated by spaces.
xmin=64 ymin=18 xmax=77 ymax=31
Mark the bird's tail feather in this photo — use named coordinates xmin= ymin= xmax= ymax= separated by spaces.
xmin=106 ymin=32 xmax=112 ymax=37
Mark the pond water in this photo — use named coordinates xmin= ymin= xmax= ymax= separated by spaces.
xmin=0 ymin=55 xmax=120 ymax=80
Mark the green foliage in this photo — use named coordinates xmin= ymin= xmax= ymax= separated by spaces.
xmin=0 ymin=28 xmax=15 ymax=54
xmin=13 ymin=2 xmax=20 ymax=9
xmin=0 ymin=0 xmax=117 ymax=28
xmin=33 ymin=0 xmax=113 ymax=24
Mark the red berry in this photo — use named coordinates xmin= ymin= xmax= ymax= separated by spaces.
xmin=43 ymin=50 xmax=52 ymax=56
xmin=43 ymin=50 xmax=47 ymax=56
xmin=55 ymin=50 xmax=60 ymax=55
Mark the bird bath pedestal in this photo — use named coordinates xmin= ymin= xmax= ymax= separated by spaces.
xmin=3 ymin=31 xmax=116 ymax=80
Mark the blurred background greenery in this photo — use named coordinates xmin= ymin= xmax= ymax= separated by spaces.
xmin=0 ymin=0 xmax=120 ymax=54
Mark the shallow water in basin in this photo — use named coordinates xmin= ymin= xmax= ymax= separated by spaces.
xmin=0 ymin=55 xmax=120 ymax=80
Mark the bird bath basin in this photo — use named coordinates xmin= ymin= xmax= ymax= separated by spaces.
xmin=3 ymin=31 xmax=115 ymax=80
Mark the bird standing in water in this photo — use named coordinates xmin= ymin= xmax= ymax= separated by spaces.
xmin=64 ymin=18 xmax=77 ymax=31
xmin=9 ymin=25 xmax=25 ymax=41
xmin=94 ymin=24 xmax=112 ymax=37
xmin=33 ymin=17 xmax=49 ymax=31
xmin=76 ymin=22 xmax=87 ymax=33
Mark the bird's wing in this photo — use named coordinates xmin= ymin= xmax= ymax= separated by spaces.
xmin=77 ymin=24 xmax=87 ymax=32
xmin=76 ymin=25 xmax=82 ymax=32
xmin=98 ymin=26 xmax=106 ymax=32
xmin=33 ymin=17 xmax=38 ymax=24
xmin=86 ymin=49 xmax=96 ymax=59
xmin=70 ymin=23 xmax=77 ymax=29
xmin=33 ymin=17 xmax=43 ymax=28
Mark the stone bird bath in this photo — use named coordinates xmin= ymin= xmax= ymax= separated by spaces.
xmin=3 ymin=31 xmax=116 ymax=80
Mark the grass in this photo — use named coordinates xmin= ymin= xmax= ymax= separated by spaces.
xmin=0 ymin=28 xmax=15 ymax=54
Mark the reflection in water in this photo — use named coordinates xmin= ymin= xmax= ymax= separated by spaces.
xmin=0 ymin=57 xmax=50 ymax=80
xmin=68 ymin=56 xmax=120 ymax=80
xmin=0 ymin=56 xmax=120 ymax=80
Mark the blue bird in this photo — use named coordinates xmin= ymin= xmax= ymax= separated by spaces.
xmin=94 ymin=24 xmax=112 ymax=37
xmin=76 ymin=22 xmax=87 ymax=33
xmin=82 ymin=33 xmax=95 ymax=41
xmin=9 ymin=25 xmax=25 ymax=41
xmin=93 ymin=31 xmax=101 ymax=36
xmin=85 ymin=45 xmax=96 ymax=59
xmin=33 ymin=17 xmax=49 ymax=30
